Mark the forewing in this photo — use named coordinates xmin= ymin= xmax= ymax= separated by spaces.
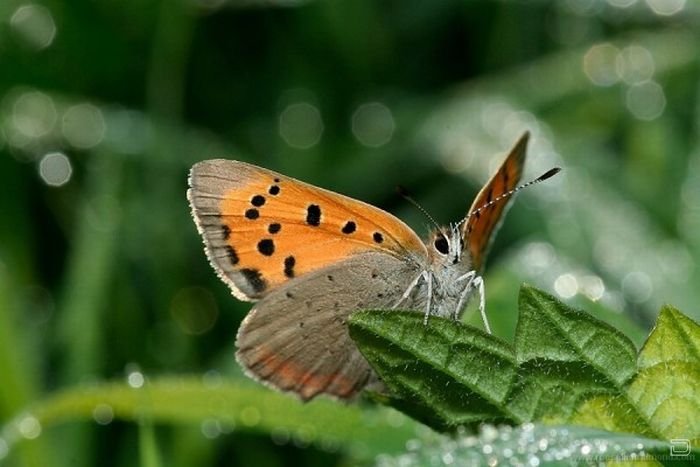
xmin=235 ymin=251 xmax=419 ymax=400
xmin=188 ymin=160 xmax=426 ymax=301
xmin=462 ymin=132 xmax=528 ymax=271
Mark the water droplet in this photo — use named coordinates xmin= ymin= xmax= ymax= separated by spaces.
xmin=17 ymin=415 xmax=41 ymax=439
xmin=92 ymin=403 xmax=114 ymax=425
xmin=481 ymin=425 xmax=498 ymax=442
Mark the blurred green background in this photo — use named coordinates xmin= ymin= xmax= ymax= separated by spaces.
xmin=1 ymin=0 xmax=699 ymax=465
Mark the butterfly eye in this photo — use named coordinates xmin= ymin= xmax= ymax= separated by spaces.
xmin=434 ymin=235 xmax=449 ymax=255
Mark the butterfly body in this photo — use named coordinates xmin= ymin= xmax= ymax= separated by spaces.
xmin=188 ymin=132 xmax=539 ymax=401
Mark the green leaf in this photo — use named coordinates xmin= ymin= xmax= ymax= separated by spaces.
xmin=507 ymin=285 xmax=638 ymax=423
xmin=631 ymin=306 xmax=700 ymax=442
xmin=138 ymin=418 xmax=163 ymax=467
xmin=376 ymin=424 xmax=700 ymax=467
xmin=0 ymin=377 xmax=420 ymax=462
xmin=638 ymin=305 xmax=700 ymax=369
xmin=349 ymin=285 xmax=700 ymax=445
xmin=516 ymin=285 xmax=637 ymax=387
xmin=348 ymin=309 xmax=520 ymax=430
xmin=573 ymin=306 xmax=700 ymax=443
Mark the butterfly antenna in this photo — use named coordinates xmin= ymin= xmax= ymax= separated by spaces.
xmin=397 ymin=185 xmax=441 ymax=231
xmin=456 ymin=167 xmax=562 ymax=229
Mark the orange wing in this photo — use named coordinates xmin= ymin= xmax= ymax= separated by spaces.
xmin=462 ymin=132 xmax=528 ymax=272
xmin=188 ymin=160 xmax=427 ymax=301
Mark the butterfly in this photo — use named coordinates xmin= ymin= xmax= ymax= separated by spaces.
xmin=188 ymin=131 xmax=559 ymax=401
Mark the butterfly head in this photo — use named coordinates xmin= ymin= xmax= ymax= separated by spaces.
xmin=427 ymin=224 xmax=467 ymax=267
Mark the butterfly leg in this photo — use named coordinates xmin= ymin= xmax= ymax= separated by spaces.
xmin=392 ymin=271 xmax=425 ymax=310
xmin=453 ymin=271 xmax=476 ymax=321
xmin=473 ymin=276 xmax=492 ymax=334
xmin=422 ymin=271 xmax=433 ymax=325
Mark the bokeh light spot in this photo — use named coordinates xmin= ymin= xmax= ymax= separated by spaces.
xmin=62 ymin=103 xmax=106 ymax=149
xmin=608 ymin=0 xmax=637 ymax=7
xmin=351 ymin=102 xmax=395 ymax=148
xmin=0 ymin=437 xmax=7 ymax=460
xmin=12 ymin=91 xmax=57 ymax=139
xmin=170 ymin=287 xmax=219 ymax=335
xmin=17 ymin=415 xmax=41 ymax=440
xmin=271 ymin=427 xmax=291 ymax=445
xmin=625 ymin=81 xmax=665 ymax=120
xmin=201 ymin=419 xmax=222 ymax=439
xmin=622 ymin=271 xmax=653 ymax=303
xmin=279 ymin=102 xmax=323 ymax=149
xmin=646 ymin=0 xmax=685 ymax=15
xmin=616 ymin=45 xmax=655 ymax=84
xmin=127 ymin=370 xmax=145 ymax=388
xmin=583 ymin=43 xmax=620 ymax=87
xmin=38 ymin=152 xmax=72 ymax=187
xmin=580 ymin=275 xmax=605 ymax=301
xmin=554 ymin=273 xmax=579 ymax=299
xmin=93 ymin=404 xmax=114 ymax=425
xmin=10 ymin=4 xmax=56 ymax=50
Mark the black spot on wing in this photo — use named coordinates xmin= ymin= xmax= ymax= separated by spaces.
xmin=269 ymin=185 xmax=280 ymax=195
xmin=224 ymin=245 xmax=238 ymax=265
xmin=257 ymin=239 xmax=275 ymax=256
xmin=240 ymin=268 xmax=266 ymax=293
xmin=251 ymin=195 xmax=266 ymax=207
xmin=342 ymin=221 xmax=356 ymax=234
xmin=284 ymin=256 xmax=295 ymax=278
xmin=222 ymin=225 xmax=231 ymax=240
xmin=306 ymin=204 xmax=321 ymax=226
xmin=245 ymin=208 xmax=259 ymax=220
xmin=373 ymin=232 xmax=384 ymax=244
xmin=268 ymin=223 xmax=281 ymax=234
